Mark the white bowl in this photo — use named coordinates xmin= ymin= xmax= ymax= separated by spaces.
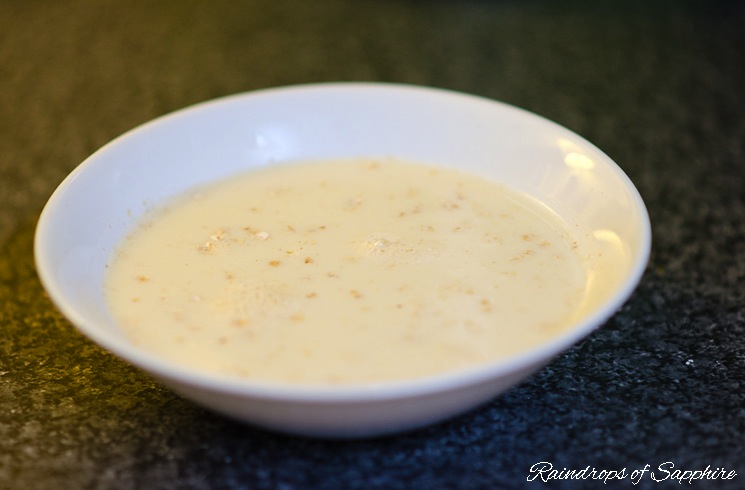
xmin=35 ymin=83 xmax=651 ymax=438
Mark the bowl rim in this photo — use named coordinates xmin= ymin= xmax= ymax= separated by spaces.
xmin=34 ymin=82 xmax=652 ymax=403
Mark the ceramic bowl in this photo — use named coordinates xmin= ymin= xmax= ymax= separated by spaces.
xmin=35 ymin=83 xmax=650 ymax=437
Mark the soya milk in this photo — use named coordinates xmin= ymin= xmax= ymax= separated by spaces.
xmin=105 ymin=158 xmax=595 ymax=385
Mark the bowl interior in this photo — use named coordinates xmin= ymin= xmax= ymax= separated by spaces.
xmin=35 ymin=83 xmax=650 ymax=407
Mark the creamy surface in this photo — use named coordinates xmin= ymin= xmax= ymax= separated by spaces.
xmin=105 ymin=158 xmax=593 ymax=385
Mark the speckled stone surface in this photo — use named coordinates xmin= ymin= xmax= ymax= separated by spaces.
xmin=2 ymin=1 xmax=744 ymax=489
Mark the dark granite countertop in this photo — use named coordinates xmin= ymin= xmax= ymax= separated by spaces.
xmin=2 ymin=1 xmax=744 ymax=489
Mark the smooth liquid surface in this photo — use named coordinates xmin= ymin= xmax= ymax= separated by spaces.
xmin=105 ymin=159 xmax=592 ymax=385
